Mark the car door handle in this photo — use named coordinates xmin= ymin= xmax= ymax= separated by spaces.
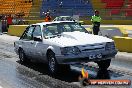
xmin=31 ymin=42 xmax=34 ymax=44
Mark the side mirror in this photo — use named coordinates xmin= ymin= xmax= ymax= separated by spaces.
xmin=79 ymin=22 xmax=82 ymax=25
xmin=33 ymin=36 xmax=42 ymax=42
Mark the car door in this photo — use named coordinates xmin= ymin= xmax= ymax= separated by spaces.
xmin=31 ymin=25 xmax=44 ymax=61
xmin=20 ymin=25 xmax=35 ymax=58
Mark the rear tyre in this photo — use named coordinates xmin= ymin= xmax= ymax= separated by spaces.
xmin=96 ymin=59 xmax=111 ymax=70
xmin=19 ymin=49 xmax=30 ymax=63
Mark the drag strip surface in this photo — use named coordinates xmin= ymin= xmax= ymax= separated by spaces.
xmin=0 ymin=34 xmax=132 ymax=88
xmin=0 ymin=35 xmax=81 ymax=88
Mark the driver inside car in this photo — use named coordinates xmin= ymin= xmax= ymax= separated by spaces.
xmin=43 ymin=27 xmax=53 ymax=38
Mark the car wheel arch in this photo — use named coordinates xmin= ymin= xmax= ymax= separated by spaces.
xmin=18 ymin=47 xmax=26 ymax=55
xmin=18 ymin=47 xmax=23 ymax=52
xmin=46 ymin=49 xmax=55 ymax=59
xmin=46 ymin=46 xmax=56 ymax=56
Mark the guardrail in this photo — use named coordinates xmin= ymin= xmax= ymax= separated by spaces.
xmin=113 ymin=36 xmax=132 ymax=53
xmin=8 ymin=25 xmax=28 ymax=37
xmin=7 ymin=24 xmax=132 ymax=53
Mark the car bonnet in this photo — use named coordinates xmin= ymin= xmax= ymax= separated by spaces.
xmin=46 ymin=31 xmax=113 ymax=47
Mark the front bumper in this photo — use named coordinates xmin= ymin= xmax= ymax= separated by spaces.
xmin=56 ymin=50 xmax=117 ymax=64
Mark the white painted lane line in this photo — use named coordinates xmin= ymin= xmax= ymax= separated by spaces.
xmin=0 ymin=86 xmax=3 ymax=88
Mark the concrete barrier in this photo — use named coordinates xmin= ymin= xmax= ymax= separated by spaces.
xmin=113 ymin=36 xmax=132 ymax=53
xmin=8 ymin=25 xmax=28 ymax=37
xmin=100 ymin=27 xmax=128 ymax=38
xmin=85 ymin=26 xmax=128 ymax=37
xmin=99 ymin=27 xmax=122 ymax=38
xmin=114 ymin=25 xmax=132 ymax=37
xmin=118 ymin=27 xmax=128 ymax=37
xmin=7 ymin=25 xmax=132 ymax=53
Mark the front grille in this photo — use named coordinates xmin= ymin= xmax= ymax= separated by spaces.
xmin=82 ymin=44 xmax=103 ymax=47
xmin=81 ymin=43 xmax=104 ymax=51
xmin=82 ymin=47 xmax=104 ymax=51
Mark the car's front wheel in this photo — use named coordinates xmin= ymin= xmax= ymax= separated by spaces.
xmin=47 ymin=51 xmax=59 ymax=75
xmin=47 ymin=51 xmax=71 ymax=75
xmin=96 ymin=59 xmax=111 ymax=70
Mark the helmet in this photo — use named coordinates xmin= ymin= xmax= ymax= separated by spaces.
xmin=95 ymin=10 xmax=99 ymax=14
xmin=47 ymin=12 xmax=49 ymax=14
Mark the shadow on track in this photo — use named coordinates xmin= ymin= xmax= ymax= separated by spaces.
xmin=17 ymin=60 xmax=111 ymax=82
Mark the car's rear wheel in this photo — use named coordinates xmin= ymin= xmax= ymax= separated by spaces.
xmin=96 ymin=59 xmax=111 ymax=70
xmin=19 ymin=49 xmax=30 ymax=63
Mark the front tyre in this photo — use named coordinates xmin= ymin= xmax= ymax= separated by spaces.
xmin=47 ymin=51 xmax=59 ymax=75
xmin=96 ymin=59 xmax=111 ymax=70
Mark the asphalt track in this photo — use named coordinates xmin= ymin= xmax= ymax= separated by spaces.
xmin=0 ymin=34 xmax=131 ymax=88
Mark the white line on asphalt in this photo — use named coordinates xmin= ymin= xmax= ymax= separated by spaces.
xmin=0 ymin=86 xmax=3 ymax=88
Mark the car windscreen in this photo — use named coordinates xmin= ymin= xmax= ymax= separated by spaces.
xmin=61 ymin=22 xmax=87 ymax=32
xmin=61 ymin=17 xmax=74 ymax=21
xmin=42 ymin=22 xmax=88 ymax=38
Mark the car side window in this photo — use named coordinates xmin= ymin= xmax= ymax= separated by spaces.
xmin=42 ymin=24 xmax=58 ymax=37
xmin=22 ymin=26 xmax=34 ymax=40
xmin=33 ymin=25 xmax=42 ymax=37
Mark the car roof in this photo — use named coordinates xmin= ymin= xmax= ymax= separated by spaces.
xmin=33 ymin=21 xmax=75 ymax=26
xmin=57 ymin=16 xmax=72 ymax=17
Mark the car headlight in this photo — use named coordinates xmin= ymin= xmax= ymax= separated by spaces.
xmin=105 ymin=42 xmax=115 ymax=50
xmin=60 ymin=46 xmax=81 ymax=55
